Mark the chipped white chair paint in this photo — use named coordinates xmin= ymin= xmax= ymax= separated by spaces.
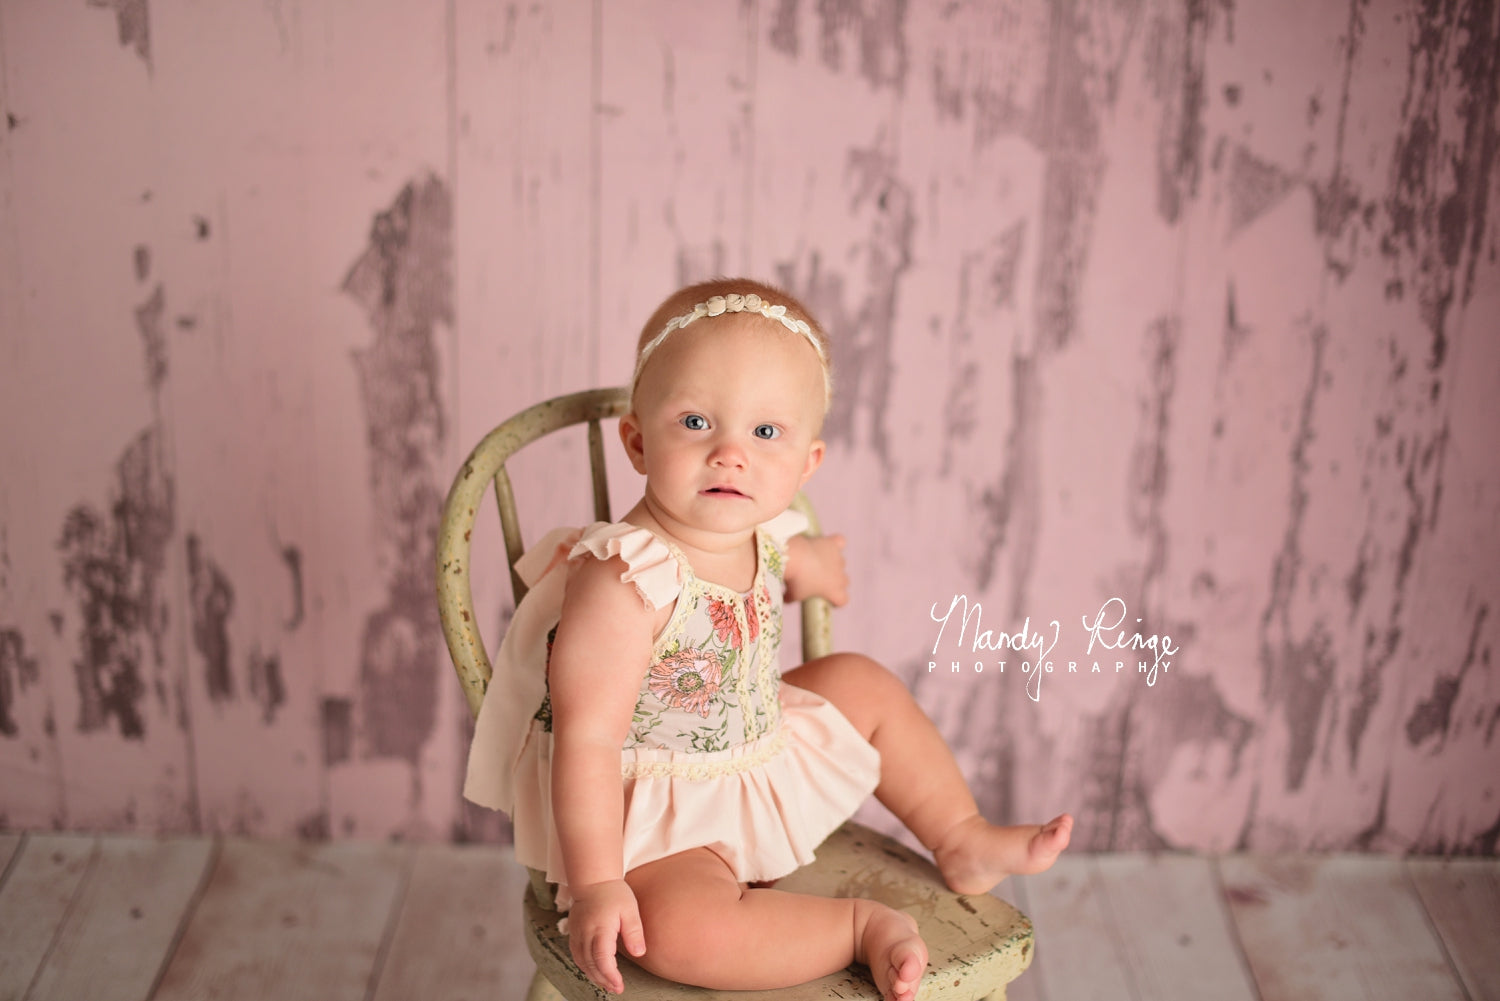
xmin=436 ymin=387 xmax=1034 ymax=1000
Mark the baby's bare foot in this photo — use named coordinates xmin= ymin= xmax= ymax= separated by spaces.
xmin=854 ymin=901 xmax=928 ymax=1001
xmin=934 ymin=813 xmax=1074 ymax=895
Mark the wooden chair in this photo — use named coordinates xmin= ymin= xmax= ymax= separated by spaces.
xmin=436 ymin=387 xmax=1035 ymax=1000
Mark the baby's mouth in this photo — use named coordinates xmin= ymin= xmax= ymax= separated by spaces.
xmin=703 ymin=486 xmax=747 ymax=497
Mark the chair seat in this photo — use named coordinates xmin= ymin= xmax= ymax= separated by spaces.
xmin=522 ymin=820 xmax=1034 ymax=1000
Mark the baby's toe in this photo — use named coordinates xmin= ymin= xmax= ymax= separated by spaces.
xmin=891 ymin=945 xmax=927 ymax=998
xmin=1046 ymin=814 xmax=1074 ymax=848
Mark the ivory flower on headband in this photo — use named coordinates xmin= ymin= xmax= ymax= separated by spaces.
xmin=631 ymin=293 xmax=830 ymax=403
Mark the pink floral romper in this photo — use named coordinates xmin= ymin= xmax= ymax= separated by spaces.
xmin=463 ymin=509 xmax=880 ymax=907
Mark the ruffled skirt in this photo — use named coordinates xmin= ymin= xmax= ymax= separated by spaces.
xmin=510 ymin=683 xmax=880 ymax=908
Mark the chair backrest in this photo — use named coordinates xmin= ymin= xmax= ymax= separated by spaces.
xmin=436 ymin=386 xmax=832 ymax=720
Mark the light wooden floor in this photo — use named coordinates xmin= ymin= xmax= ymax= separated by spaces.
xmin=1 ymin=832 xmax=1496 ymax=1001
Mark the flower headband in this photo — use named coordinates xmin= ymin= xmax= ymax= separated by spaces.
xmin=631 ymin=293 xmax=830 ymax=401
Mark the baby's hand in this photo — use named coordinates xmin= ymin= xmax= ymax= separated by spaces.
xmin=566 ymin=879 xmax=646 ymax=994
xmin=785 ymin=533 xmax=850 ymax=607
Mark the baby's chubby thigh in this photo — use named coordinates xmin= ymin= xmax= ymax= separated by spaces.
xmin=623 ymin=847 xmax=753 ymax=983
xmin=783 ymin=651 xmax=908 ymax=740
xmin=624 ymin=847 xmax=865 ymax=991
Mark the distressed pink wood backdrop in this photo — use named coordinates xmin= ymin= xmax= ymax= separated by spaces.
xmin=0 ymin=0 xmax=1496 ymax=854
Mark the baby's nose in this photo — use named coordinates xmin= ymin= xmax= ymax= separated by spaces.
xmin=709 ymin=441 xmax=747 ymax=467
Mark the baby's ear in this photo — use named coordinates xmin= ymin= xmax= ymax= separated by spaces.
xmin=800 ymin=439 xmax=826 ymax=484
xmin=619 ymin=413 xmax=649 ymax=474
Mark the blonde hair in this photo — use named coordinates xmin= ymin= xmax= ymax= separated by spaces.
xmin=630 ymin=278 xmax=832 ymax=410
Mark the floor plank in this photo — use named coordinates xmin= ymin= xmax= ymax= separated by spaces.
xmin=1093 ymin=854 xmax=1261 ymax=1001
xmin=1220 ymin=855 xmax=1466 ymax=1001
xmin=2 ymin=837 xmax=1495 ymax=1001
xmin=151 ymin=838 xmax=409 ymax=1001
xmin=25 ymin=837 xmax=214 ymax=1001
xmin=1011 ymin=856 xmax=1140 ymax=1000
xmin=0 ymin=834 xmax=97 ymax=1001
xmin=1408 ymin=857 xmax=1500 ymax=1001
xmin=369 ymin=843 xmax=535 ymax=1001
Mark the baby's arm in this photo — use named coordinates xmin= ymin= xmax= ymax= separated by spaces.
xmin=784 ymin=532 xmax=850 ymax=607
xmin=547 ymin=555 xmax=656 ymax=993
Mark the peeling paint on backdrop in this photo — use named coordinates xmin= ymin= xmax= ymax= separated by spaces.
xmin=972 ymin=354 xmax=1040 ymax=607
xmin=1271 ymin=0 xmax=1500 ymax=316
xmin=778 ymin=2 xmax=1141 ymax=835
xmin=1247 ymin=0 xmax=1498 ymax=827
xmin=1382 ymin=0 xmax=1498 ymax=366
xmin=280 ymin=544 xmax=304 ymax=631
xmin=875 ymin=213 xmax=1038 ymax=829
xmin=1076 ymin=317 xmax=1268 ymax=850
xmin=186 ymin=534 xmax=234 ymax=703
xmin=1143 ymin=0 xmax=1213 ymax=226
xmin=939 ymin=223 xmax=1026 ymax=484
xmin=1075 ymin=672 xmax=1256 ymax=851
xmin=968 ymin=0 xmax=1140 ymax=603
xmin=1476 ymin=804 xmax=1500 ymax=857
xmin=136 ymin=284 xmax=167 ymax=392
xmin=767 ymin=0 xmax=909 ymax=93
xmin=1126 ymin=315 xmax=1177 ymax=597
xmin=247 ymin=643 xmax=286 ymax=725
xmin=341 ymin=175 xmax=452 ymax=765
xmin=1349 ymin=3 xmax=1495 ymax=787
xmin=0 ymin=629 xmax=41 ymax=737
xmin=761 ymin=3 xmax=918 ymax=468
xmin=1223 ymin=144 xmax=1298 ymax=239
xmin=778 ymin=142 xmax=914 ymax=479
xmin=86 ymin=0 xmax=151 ymax=70
xmin=58 ymin=425 xmax=175 ymax=739
xmin=928 ymin=33 xmax=1031 ymax=151
xmin=1338 ymin=339 xmax=1451 ymax=778
xmin=1083 ymin=318 xmax=1177 ymax=843
xmin=1405 ymin=601 xmax=1488 ymax=749
xmin=52 ymin=238 xmax=182 ymax=742
xmin=0 ymin=535 xmax=23 ymax=738
xmin=1028 ymin=0 xmax=1116 ymax=356
xmin=1255 ymin=322 xmax=1331 ymax=796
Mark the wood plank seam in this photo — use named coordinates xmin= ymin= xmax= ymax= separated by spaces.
xmin=361 ymin=843 xmax=419 ymax=1001
xmin=143 ymin=836 xmax=223 ymax=1001
xmin=588 ymin=0 xmax=603 ymax=387
xmin=444 ymin=0 xmax=459 ymax=215
xmin=1403 ymin=860 xmax=1479 ymax=1001
xmin=20 ymin=836 xmax=101 ymax=1001
xmin=0 ymin=832 xmax=28 ymax=895
xmin=1208 ymin=855 xmax=1267 ymax=1001
xmin=1086 ymin=857 xmax=1149 ymax=1001
xmin=741 ymin=0 xmax=757 ymax=270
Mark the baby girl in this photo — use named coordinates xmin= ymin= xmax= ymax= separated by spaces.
xmin=464 ymin=278 xmax=1072 ymax=1000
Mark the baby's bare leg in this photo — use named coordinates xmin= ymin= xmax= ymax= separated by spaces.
xmin=625 ymin=847 xmax=927 ymax=1001
xmin=784 ymin=653 xmax=1072 ymax=893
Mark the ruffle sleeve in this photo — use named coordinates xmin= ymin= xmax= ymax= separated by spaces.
xmin=759 ymin=507 xmax=810 ymax=547
xmin=463 ymin=522 xmax=683 ymax=814
xmin=567 ymin=522 xmax=683 ymax=610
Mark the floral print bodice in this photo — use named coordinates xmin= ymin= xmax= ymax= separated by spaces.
xmin=533 ymin=522 xmax=792 ymax=756
xmin=628 ymin=531 xmax=786 ymax=752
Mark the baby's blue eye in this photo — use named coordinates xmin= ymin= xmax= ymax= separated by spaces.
xmin=680 ymin=414 xmax=708 ymax=431
xmin=753 ymin=424 xmax=781 ymax=440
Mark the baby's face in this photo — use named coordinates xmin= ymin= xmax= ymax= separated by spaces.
xmin=623 ymin=315 xmax=827 ymax=541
